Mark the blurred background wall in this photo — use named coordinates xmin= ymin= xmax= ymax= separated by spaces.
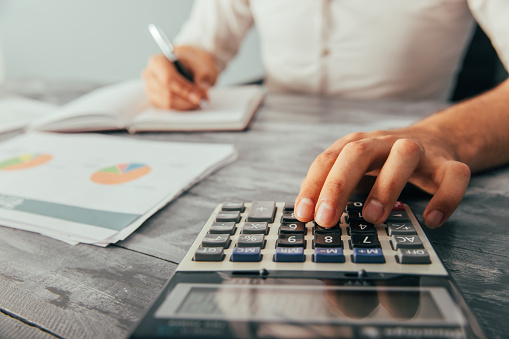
xmin=0 ymin=0 xmax=264 ymax=86
xmin=0 ymin=0 xmax=506 ymax=98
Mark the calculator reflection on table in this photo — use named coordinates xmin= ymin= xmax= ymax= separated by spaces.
xmin=129 ymin=201 xmax=486 ymax=339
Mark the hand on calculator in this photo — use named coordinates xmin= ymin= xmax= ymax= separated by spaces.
xmin=295 ymin=124 xmax=471 ymax=229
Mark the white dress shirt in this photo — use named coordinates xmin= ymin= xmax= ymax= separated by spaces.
xmin=175 ymin=0 xmax=509 ymax=100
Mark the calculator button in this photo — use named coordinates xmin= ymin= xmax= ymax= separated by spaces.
xmin=385 ymin=211 xmax=411 ymax=222
xmin=221 ymin=202 xmax=245 ymax=212
xmin=247 ymin=201 xmax=276 ymax=222
xmin=351 ymin=234 xmax=380 ymax=248
xmin=201 ymin=234 xmax=231 ymax=248
xmin=230 ymin=247 xmax=262 ymax=262
xmin=314 ymin=248 xmax=345 ymax=263
xmin=281 ymin=212 xmax=299 ymax=223
xmin=314 ymin=233 xmax=342 ymax=248
xmin=276 ymin=234 xmax=305 ymax=247
xmin=392 ymin=201 xmax=405 ymax=211
xmin=209 ymin=222 xmax=236 ymax=235
xmin=349 ymin=221 xmax=376 ymax=234
xmin=396 ymin=248 xmax=431 ymax=264
xmin=387 ymin=222 xmax=417 ymax=236
xmin=274 ymin=247 xmax=305 ymax=262
xmin=347 ymin=210 xmax=364 ymax=222
xmin=280 ymin=222 xmax=306 ymax=234
xmin=391 ymin=235 xmax=424 ymax=250
xmin=346 ymin=201 xmax=364 ymax=211
xmin=314 ymin=223 xmax=341 ymax=234
xmin=237 ymin=234 xmax=265 ymax=248
xmin=194 ymin=247 xmax=225 ymax=261
xmin=283 ymin=202 xmax=295 ymax=212
xmin=216 ymin=211 xmax=241 ymax=223
xmin=353 ymin=248 xmax=385 ymax=263
xmin=242 ymin=222 xmax=269 ymax=234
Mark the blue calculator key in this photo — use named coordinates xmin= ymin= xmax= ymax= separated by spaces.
xmin=314 ymin=248 xmax=345 ymax=263
xmin=274 ymin=247 xmax=305 ymax=262
xmin=353 ymin=248 xmax=386 ymax=263
xmin=230 ymin=247 xmax=262 ymax=262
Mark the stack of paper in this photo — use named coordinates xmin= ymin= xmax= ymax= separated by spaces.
xmin=0 ymin=132 xmax=236 ymax=246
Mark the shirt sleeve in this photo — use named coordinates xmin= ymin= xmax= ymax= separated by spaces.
xmin=468 ymin=0 xmax=509 ymax=72
xmin=174 ymin=0 xmax=254 ymax=71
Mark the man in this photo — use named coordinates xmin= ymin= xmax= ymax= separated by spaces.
xmin=143 ymin=0 xmax=509 ymax=229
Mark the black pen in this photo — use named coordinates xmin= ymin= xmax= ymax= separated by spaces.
xmin=148 ymin=24 xmax=206 ymax=107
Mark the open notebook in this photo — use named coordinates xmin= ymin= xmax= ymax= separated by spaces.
xmin=28 ymin=79 xmax=266 ymax=133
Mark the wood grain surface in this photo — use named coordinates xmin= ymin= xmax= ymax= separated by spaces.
xmin=0 ymin=80 xmax=507 ymax=338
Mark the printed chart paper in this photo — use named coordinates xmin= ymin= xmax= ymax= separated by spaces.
xmin=0 ymin=132 xmax=236 ymax=245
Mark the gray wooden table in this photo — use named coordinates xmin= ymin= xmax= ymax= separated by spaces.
xmin=0 ymin=80 xmax=508 ymax=339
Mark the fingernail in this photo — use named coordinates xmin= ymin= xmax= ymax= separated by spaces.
xmin=315 ymin=202 xmax=336 ymax=227
xmin=363 ymin=199 xmax=385 ymax=223
xmin=295 ymin=197 xmax=314 ymax=220
xmin=188 ymin=92 xmax=200 ymax=104
xmin=425 ymin=210 xmax=444 ymax=228
xmin=198 ymin=81 xmax=211 ymax=90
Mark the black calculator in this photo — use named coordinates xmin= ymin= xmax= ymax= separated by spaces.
xmin=129 ymin=201 xmax=485 ymax=339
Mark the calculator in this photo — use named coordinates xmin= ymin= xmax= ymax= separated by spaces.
xmin=129 ymin=201 xmax=485 ymax=339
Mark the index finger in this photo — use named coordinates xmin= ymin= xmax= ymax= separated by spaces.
xmin=295 ymin=134 xmax=367 ymax=222
xmin=296 ymin=136 xmax=393 ymax=227
xmin=314 ymin=138 xmax=393 ymax=227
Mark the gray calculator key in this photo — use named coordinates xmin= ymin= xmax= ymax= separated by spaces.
xmin=247 ymin=201 xmax=276 ymax=222
xmin=397 ymin=248 xmax=431 ymax=264
xmin=221 ymin=202 xmax=245 ymax=211
xmin=351 ymin=234 xmax=380 ymax=248
xmin=347 ymin=210 xmax=364 ymax=222
xmin=209 ymin=222 xmax=236 ymax=235
xmin=387 ymin=222 xmax=417 ymax=236
xmin=349 ymin=221 xmax=376 ymax=234
xmin=281 ymin=212 xmax=299 ymax=223
xmin=283 ymin=202 xmax=295 ymax=212
xmin=391 ymin=235 xmax=423 ymax=250
xmin=314 ymin=223 xmax=341 ymax=234
xmin=280 ymin=222 xmax=306 ymax=234
xmin=314 ymin=233 xmax=342 ymax=248
xmin=202 ymin=234 xmax=231 ymax=248
xmin=386 ymin=210 xmax=411 ymax=222
xmin=346 ymin=201 xmax=364 ymax=211
xmin=216 ymin=211 xmax=241 ymax=223
xmin=242 ymin=222 xmax=269 ymax=234
xmin=237 ymin=234 xmax=265 ymax=248
xmin=276 ymin=234 xmax=305 ymax=247
xmin=194 ymin=247 xmax=224 ymax=261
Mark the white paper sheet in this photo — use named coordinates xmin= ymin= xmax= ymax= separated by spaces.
xmin=0 ymin=132 xmax=236 ymax=245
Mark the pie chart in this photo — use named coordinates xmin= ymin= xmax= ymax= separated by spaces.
xmin=0 ymin=153 xmax=52 ymax=171
xmin=91 ymin=163 xmax=151 ymax=184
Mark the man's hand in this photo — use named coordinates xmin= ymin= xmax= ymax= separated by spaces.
xmin=295 ymin=79 xmax=509 ymax=230
xmin=294 ymin=125 xmax=471 ymax=229
xmin=142 ymin=46 xmax=219 ymax=110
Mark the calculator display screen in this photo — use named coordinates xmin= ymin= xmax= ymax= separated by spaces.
xmin=155 ymin=284 xmax=465 ymax=326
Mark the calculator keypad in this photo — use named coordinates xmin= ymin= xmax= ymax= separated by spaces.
xmin=183 ymin=201 xmax=445 ymax=276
